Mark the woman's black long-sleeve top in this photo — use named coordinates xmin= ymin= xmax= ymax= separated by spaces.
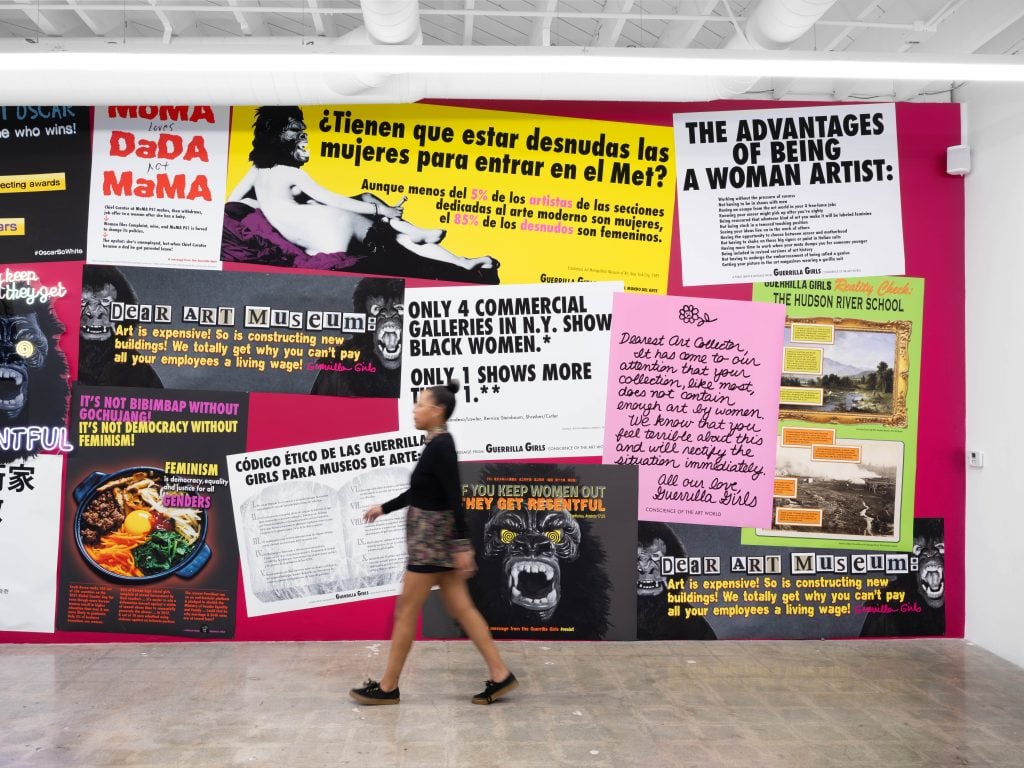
xmin=380 ymin=431 xmax=469 ymax=540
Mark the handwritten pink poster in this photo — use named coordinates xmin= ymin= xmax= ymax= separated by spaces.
xmin=603 ymin=293 xmax=785 ymax=527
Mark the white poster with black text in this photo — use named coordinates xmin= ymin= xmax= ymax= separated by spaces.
xmin=227 ymin=431 xmax=423 ymax=617
xmin=674 ymin=103 xmax=903 ymax=287
xmin=0 ymin=454 xmax=63 ymax=633
xmin=87 ymin=105 xmax=229 ymax=269
xmin=399 ymin=281 xmax=621 ymax=460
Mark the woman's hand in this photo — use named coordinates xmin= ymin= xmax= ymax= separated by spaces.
xmin=454 ymin=549 xmax=477 ymax=580
xmin=363 ymin=505 xmax=385 ymax=523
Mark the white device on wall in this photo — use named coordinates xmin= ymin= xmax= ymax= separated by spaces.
xmin=946 ymin=144 xmax=971 ymax=176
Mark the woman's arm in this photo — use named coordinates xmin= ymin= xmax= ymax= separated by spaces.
xmin=380 ymin=489 xmax=411 ymax=514
xmin=287 ymin=169 xmax=403 ymax=218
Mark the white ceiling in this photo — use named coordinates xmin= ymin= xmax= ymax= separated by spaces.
xmin=1 ymin=0 xmax=1023 ymax=102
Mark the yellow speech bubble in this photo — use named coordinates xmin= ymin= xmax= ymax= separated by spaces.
xmin=0 ymin=218 xmax=25 ymax=236
xmin=0 ymin=172 xmax=66 ymax=193
xmin=780 ymin=386 xmax=824 ymax=406
xmin=775 ymin=507 xmax=823 ymax=527
xmin=782 ymin=346 xmax=823 ymax=375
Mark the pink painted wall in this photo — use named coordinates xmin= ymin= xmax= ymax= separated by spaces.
xmin=1 ymin=100 xmax=963 ymax=643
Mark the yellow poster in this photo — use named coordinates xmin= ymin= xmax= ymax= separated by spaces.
xmin=224 ymin=104 xmax=674 ymax=293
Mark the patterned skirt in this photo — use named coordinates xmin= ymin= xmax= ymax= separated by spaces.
xmin=405 ymin=505 xmax=457 ymax=569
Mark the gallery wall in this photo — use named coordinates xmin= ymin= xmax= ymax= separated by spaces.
xmin=960 ymin=83 xmax=1024 ymax=668
xmin=0 ymin=98 xmax=964 ymax=645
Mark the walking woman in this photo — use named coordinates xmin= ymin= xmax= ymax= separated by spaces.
xmin=350 ymin=381 xmax=518 ymax=706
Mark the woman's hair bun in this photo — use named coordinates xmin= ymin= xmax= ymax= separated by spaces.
xmin=446 ymin=378 xmax=461 ymax=394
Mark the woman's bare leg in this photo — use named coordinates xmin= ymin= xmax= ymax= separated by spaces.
xmin=389 ymin=218 xmax=446 ymax=245
xmin=393 ymin=235 xmax=498 ymax=270
xmin=378 ymin=571 xmax=438 ymax=691
xmin=354 ymin=193 xmax=444 ymax=244
xmin=437 ymin=571 xmax=510 ymax=681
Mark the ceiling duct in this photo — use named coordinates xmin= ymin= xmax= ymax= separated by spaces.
xmin=0 ymin=0 xmax=843 ymax=104
xmin=327 ymin=0 xmax=423 ymax=96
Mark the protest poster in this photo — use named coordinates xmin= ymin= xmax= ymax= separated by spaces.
xmin=399 ymin=281 xmax=620 ymax=459
xmin=744 ymin=276 xmax=924 ymax=551
xmin=0 ymin=454 xmax=64 ymax=632
xmin=87 ymin=105 xmax=230 ymax=268
xmin=224 ymin=103 xmax=674 ymax=292
xmin=78 ymin=264 xmax=403 ymax=397
xmin=423 ymin=462 xmax=638 ymax=641
xmin=57 ymin=385 xmax=247 ymax=638
xmin=604 ymin=292 xmax=785 ymax=527
xmin=638 ymin=517 xmax=945 ymax=640
xmin=0 ymin=264 xmax=74 ymax=465
xmin=674 ymin=104 xmax=903 ymax=286
xmin=0 ymin=106 xmax=91 ymax=262
xmin=227 ymin=431 xmax=424 ymax=617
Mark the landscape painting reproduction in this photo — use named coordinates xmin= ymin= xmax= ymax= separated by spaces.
xmin=778 ymin=318 xmax=911 ymax=428
xmin=764 ymin=438 xmax=903 ymax=543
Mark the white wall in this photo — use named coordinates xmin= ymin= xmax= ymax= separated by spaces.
xmin=961 ymin=83 xmax=1024 ymax=667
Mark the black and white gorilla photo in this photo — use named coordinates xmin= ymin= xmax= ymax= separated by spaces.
xmin=637 ymin=522 xmax=718 ymax=640
xmin=309 ymin=277 xmax=403 ymax=398
xmin=78 ymin=265 xmax=163 ymax=388
xmin=860 ymin=517 xmax=945 ymax=637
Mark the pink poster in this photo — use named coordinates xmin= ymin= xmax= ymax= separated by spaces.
xmin=604 ymin=292 xmax=785 ymax=527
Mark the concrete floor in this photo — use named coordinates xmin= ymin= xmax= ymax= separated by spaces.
xmin=2 ymin=638 xmax=1023 ymax=767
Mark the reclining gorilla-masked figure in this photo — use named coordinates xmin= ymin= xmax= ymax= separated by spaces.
xmin=222 ymin=106 xmax=500 ymax=285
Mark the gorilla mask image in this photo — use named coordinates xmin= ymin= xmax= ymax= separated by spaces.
xmin=80 ymin=281 xmax=116 ymax=342
xmin=636 ymin=522 xmax=689 ymax=598
xmin=483 ymin=508 xmax=581 ymax=620
xmin=0 ymin=311 xmax=50 ymax=419
xmin=913 ymin=524 xmax=944 ymax=610
xmin=362 ymin=285 xmax=403 ymax=371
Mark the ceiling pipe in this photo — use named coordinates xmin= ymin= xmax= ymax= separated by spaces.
xmin=743 ymin=0 xmax=838 ymax=50
xmin=335 ymin=0 xmax=841 ymax=102
xmin=709 ymin=0 xmax=840 ymax=99
xmin=326 ymin=0 xmax=422 ymax=96
xmin=13 ymin=0 xmax=978 ymax=106
xmin=0 ymin=0 xmax=836 ymax=104
xmin=358 ymin=0 xmax=421 ymax=45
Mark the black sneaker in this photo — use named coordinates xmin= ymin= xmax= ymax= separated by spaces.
xmin=350 ymin=679 xmax=400 ymax=705
xmin=472 ymin=673 xmax=518 ymax=705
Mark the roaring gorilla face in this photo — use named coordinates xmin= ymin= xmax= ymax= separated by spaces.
xmin=913 ymin=521 xmax=945 ymax=610
xmin=469 ymin=464 xmax=611 ymax=639
xmin=249 ymin=107 xmax=309 ymax=169
xmin=637 ymin=522 xmax=686 ymax=598
xmin=365 ymin=293 xmax=403 ymax=371
xmin=0 ymin=310 xmax=50 ymax=419
xmin=80 ymin=283 xmax=116 ymax=341
xmin=483 ymin=507 xmax=581 ymax=619
xmin=354 ymin=278 xmax=403 ymax=372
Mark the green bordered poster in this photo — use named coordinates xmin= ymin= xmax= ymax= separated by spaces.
xmin=743 ymin=276 xmax=923 ymax=552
